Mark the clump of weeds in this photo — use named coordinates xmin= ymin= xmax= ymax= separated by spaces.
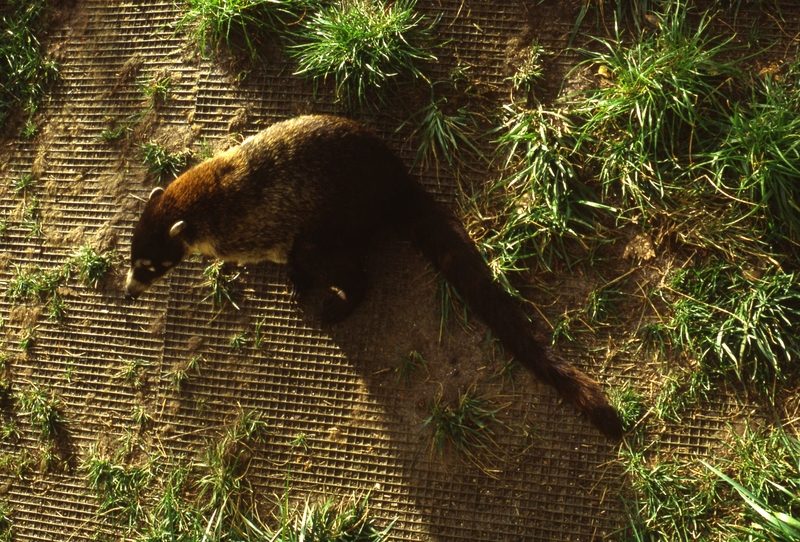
xmin=116 ymin=358 xmax=151 ymax=390
xmin=0 ymin=0 xmax=58 ymax=133
xmin=15 ymin=382 xmax=62 ymax=441
xmin=291 ymin=0 xmax=438 ymax=108
xmin=140 ymin=140 xmax=189 ymax=183
xmin=659 ymin=261 xmax=800 ymax=399
xmin=405 ymin=89 xmax=483 ymax=172
xmin=68 ymin=245 xmax=115 ymax=288
xmin=81 ymin=439 xmax=155 ymax=531
xmin=195 ymin=409 xmax=269 ymax=536
xmin=177 ymin=0 xmax=315 ymax=60
xmin=569 ymin=0 xmax=739 ymax=214
xmin=422 ymin=388 xmax=504 ymax=464
xmin=507 ymin=39 xmax=546 ymax=103
xmin=203 ymin=260 xmax=241 ymax=310
xmin=702 ymin=424 xmax=800 ymax=540
xmin=395 ymin=350 xmax=426 ymax=386
xmin=265 ymin=490 xmax=394 ymax=542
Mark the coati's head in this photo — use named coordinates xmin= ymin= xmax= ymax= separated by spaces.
xmin=125 ymin=187 xmax=188 ymax=299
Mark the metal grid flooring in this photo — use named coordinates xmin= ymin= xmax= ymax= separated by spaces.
xmin=3 ymin=1 xmax=796 ymax=540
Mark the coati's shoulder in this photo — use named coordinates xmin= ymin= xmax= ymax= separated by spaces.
xmin=159 ymin=141 xmax=251 ymax=211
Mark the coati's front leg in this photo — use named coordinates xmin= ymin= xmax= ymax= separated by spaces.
xmin=287 ymin=249 xmax=314 ymax=302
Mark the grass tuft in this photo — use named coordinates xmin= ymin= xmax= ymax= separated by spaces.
xmin=422 ymin=388 xmax=502 ymax=459
xmin=166 ymin=355 xmax=203 ymax=390
xmin=11 ymin=173 xmax=36 ymax=198
xmin=17 ymin=327 xmax=35 ymax=351
xmin=507 ymin=39 xmax=546 ymax=102
xmin=138 ymin=73 xmax=172 ymax=107
xmin=196 ymin=409 xmax=268 ymax=536
xmin=269 ymin=491 xmax=394 ymax=542
xmin=45 ymin=291 xmax=66 ymax=322
xmin=177 ymin=0 xmax=312 ymax=60
xmin=702 ymin=426 xmax=800 ymax=541
xmin=652 ymin=368 xmax=710 ymax=423
xmin=203 ymin=260 xmax=240 ymax=310
xmin=570 ymin=0 xmax=738 ymax=214
xmin=661 ymin=261 xmax=800 ymax=398
xmin=394 ymin=349 xmax=426 ymax=386
xmin=130 ymin=458 xmax=197 ymax=541
xmin=620 ymin=442 xmax=720 ymax=540
xmin=6 ymin=264 xmax=65 ymax=302
xmin=139 ymin=140 xmax=189 ymax=184
xmin=116 ymin=358 xmax=150 ymax=390
xmin=15 ymin=382 xmax=62 ymax=440
xmin=434 ymin=275 xmax=470 ymax=341
xmin=0 ymin=500 xmax=11 ymax=542
xmin=68 ymin=245 xmax=115 ymax=288
xmin=608 ymin=381 xmax=645 ymax=432
xmin=291 ymin=0 xmax=438 ymax=108
xmin=406 ymin=91 xmax=482 ymax=171
xmin=229 ymin=331 xmax=249 ymax=351
xmin=82 ymin=441 xmax=154 ymax=531
xmin=0 ymin=0 xmax=58 ymax=132
xmin=701 ymin=63 xmax=800 ymax=249
xmin=467 ymin=104 xmax=601 ymax=281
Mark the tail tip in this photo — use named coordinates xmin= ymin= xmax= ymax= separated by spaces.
xmin=592 ymin=405 xmax=624 ymax=442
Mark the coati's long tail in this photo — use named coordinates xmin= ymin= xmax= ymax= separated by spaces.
xmin=400 ymin=183 xmax=623 ymax=441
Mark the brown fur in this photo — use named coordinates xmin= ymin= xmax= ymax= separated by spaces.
xmin=126 ymin=115 xmax=623 ymax=440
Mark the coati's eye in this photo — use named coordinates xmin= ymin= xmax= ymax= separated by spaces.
xmin=162 ymin=261 xmax=173 ymax=268
xmin=141 ymin=259 xmax=152 ymax=267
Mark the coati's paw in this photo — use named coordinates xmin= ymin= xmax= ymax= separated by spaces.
xmin=320 ymin=287 xmax=358 ymax=322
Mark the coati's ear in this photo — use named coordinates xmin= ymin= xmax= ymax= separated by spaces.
xmin=149 ymin=187 xmax=165 ymax=200
xmin=169 ymin=220 xmax=186 ymax=238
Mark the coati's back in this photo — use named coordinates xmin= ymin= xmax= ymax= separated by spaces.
xmin=126 ymin=115 xmax=623 ymax=440
xmin=129 ymin=116 xmax=410 ymax=275
xmin=180 ymin=116 xmax=409 ymax=258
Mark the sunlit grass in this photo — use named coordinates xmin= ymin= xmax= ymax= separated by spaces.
xmin=661 ymin=261 xmax=800 ymax=398
xmin=0 ymin=0 xmax=58 ymax=132
xmin=701 ymin=63 xmax=800 ymax=250
xmin=15 ymin=382 xmax=62 ymax=441
xmin=570 ymin=0 xmax=738 ymax=214
xmin=177 ymin=0 xmax=313 ymax=60
xmin=291 ymin=0 xmax=438 ymax=108
xmin=422 ymin=388 xmax=502 ymax=460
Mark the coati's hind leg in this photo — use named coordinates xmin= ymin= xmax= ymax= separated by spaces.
xmin=287 ymin=239 xmax=368 ymax=322
xmin=319 ymin=254 xmax=367 ymax=322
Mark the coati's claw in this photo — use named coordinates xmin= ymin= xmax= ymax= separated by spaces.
xmin=287 ymin=267 xmax=312 ymax=302
xmin=320 ymin=288 xmax=357 ymax=323
xmin=288 ymin=282 xmax=303 ymax=302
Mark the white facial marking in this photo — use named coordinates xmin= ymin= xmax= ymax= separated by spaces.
xmin=125 ymin=269 xmax=148 ymax=297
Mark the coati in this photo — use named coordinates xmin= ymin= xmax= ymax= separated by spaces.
xmin=125 ymin=115 xmax=623 ymax=440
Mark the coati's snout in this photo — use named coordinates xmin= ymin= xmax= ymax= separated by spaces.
xmin=124 ymin=268 xmax=151 ymax=300
xmin=124 ymin=255 xmax=180 ymax=299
